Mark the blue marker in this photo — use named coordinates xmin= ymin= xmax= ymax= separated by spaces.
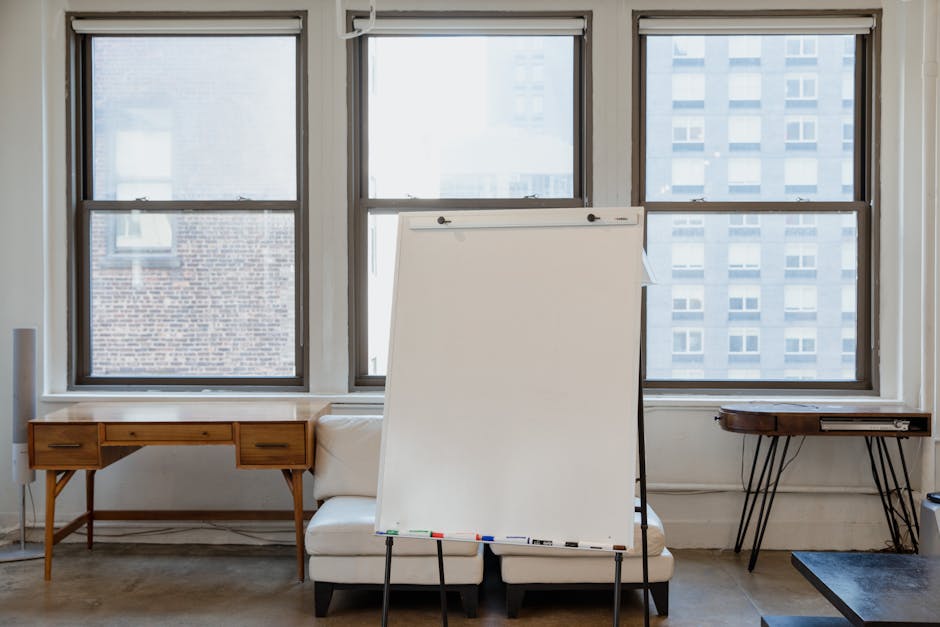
xmin=497 ymin=535 xmax=529 ymax=544
xmin=480 ymin=535 xmax=495 ymax=542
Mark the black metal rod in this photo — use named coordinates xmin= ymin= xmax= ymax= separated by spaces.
xmin=381 ymin=536 xmax=393 ymax=627
xmin=437 ymin=539 xmax=448 ymax=627
xmin=742 ymin=436 xmax=778 ymax=566
xmin=875 ymin=437 xmax=903 ymax=550
xmin=735 ymin=435 xmax=764 ymax=552
xmin=896 ymin=438 xmax=920 ymax=540
xmin=747 ymin=436 xmax=780 ymax=572
xmin=613 ymin=552 xmax=623 ymax=627
xmin=636 ymin=351 xmax=650 ymax=627
xmin=749 ymin=436 xmax=791 ymax=572
xmin=878 ymin=437 xmax=915 ymax=551
xmin=866 ymin=437 xmax=901 ymax=550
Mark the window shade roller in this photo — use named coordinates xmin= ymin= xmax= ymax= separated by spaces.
xmin=637 ymin=16 xmax=874 ymax=36
xmin=350 ymin=17 xmax=586 ymax=36
xmin=70 ymin=17 xmax=303 ymax=35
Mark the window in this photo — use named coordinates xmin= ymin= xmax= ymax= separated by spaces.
xmin=728 ymin=158 xmax=761 ymax=193
xmin=68 ymin=15 xmax=306 ymax=388
xmin=672 ymin=285 xmax=705 ymax=317
xmin=729 ymin=74 xmax=761 ymax=106
xmin=785 ymin=328 xmax=817 ymax=355
xmin=728 ymin=243 xmax=760 ymax=274
xmin=785 ymin=36 xmax=818 ymax=62
xmin=842 ymin=327 xmax=856 ymax=355
xmin=785 ymin=74 xmax=818 ymax=104
xmin=728 ymin=328 xmax=760 ymax=354
xmin=672 ymin=117 xmax=705 ymax=149
xmin=673 ymin=328 xmax=704 ymax=354
xmin=728 ymin=285 xmax=760 ymax=317
xmin=728 ymin=36 xmax=761 ymax=63
xmin=638 ymin=13 xmax=874 ymax=388
xmin=785 ymin=116 xmax=817 ymax=148
xmin=350 ymin=14 xmax=589 ymax=385
xmin=728 ymin=116 xmax=761 ymax=150
xmin=784 ymin=285 xmax=818 ymax=316
xmin=673 ymin=73 xmax=706 ymax=106
xmin=673 ymin=36 xmax=705 ymax=63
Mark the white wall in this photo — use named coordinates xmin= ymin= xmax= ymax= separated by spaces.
xmin=0 ymin=0 xmax=937 ymax=551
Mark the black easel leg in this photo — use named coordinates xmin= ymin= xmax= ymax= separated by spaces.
xmin=613 ymin=552 xmax=623 ymax=627
xmin=636 ymin=351 xmax=651 ymax=627
xmin=437 ymin=539 xmax=448 ymax=627
xmin=382 ymin=536 xmax=393 ymax=627
xmin=735 ymin=435 xmax=764 ymax=553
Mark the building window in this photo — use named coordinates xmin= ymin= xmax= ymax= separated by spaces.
xmin=728 ymin=328 xmax=760 ymax=354
xmin=350 ymin=14 xmax=589 ymax=385
xmin=785 ymin=116 xmax=817 ymax=149
xmin=68 ymin=14 xmax=306 ymax=388
xmin=673 ymin=328 xmax=704 ymax=354
xmin=728 ymin=243 xmax=761 ymax=276
xmin=672 ymin=116 xmax=705 ymax=150
xmin=672 ymin=285 xmax=705 ymax=319
xmin=728 ymin=285 xmax=760 ymax=319
xmin=842 ymin=327 xmax=856 ymax=355
xmin=673 ymin=36 xmax=705 ymax=64
xmin=785 ymin=73 xmax=818 ymax=106
xmin=785 ymin=35 xmax=818 ymax=63
xmin=672 ymin=73 xmax=706 ymax=107
xmin=637 ymin=12 xmax=874 ymax=388
xmin=728 ymin=158 xmax=761 ymax=193
xmin=785 ymin=328 xmax=817 ymax=355
xmin=729 ymin=74 xmax=761 ymax=107
xmin=728 ymin=36 xmax=761 ymax=64
xmin=728 ymin=116 xmax=761 ymax=150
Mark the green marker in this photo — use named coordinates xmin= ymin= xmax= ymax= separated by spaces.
xmin=377 ymin=529 xmax=399 ymax=536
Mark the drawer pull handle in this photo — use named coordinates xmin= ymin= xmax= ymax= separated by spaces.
xmin=254 ymin=442 xmax=289 ymax=449
xmin=48 ymin=443 xmax=82 ymax=449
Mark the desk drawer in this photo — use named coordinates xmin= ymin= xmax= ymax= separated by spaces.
xmin=105 ymin=423 xmax=232 ymax=443
xmin=32 ymin=425 xmax=99 ymax=467
xmin=237 ymin=423 xmax=307 ymax=467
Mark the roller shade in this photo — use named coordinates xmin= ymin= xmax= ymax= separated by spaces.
xmin=637 ymin=16 xmax=874 ymax=36
xmin=70 ymin=17 xmax=303 ymax=35
xmin=351 ymin=17 xmax=586 ymax=36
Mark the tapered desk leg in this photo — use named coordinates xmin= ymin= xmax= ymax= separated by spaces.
xmin=44 ymin=470 xmax=56 ymax=581
xmin=291 ymin=469 xmax=304 ymax=582
xmin=85 ymin=470 xmax=96 ymax=550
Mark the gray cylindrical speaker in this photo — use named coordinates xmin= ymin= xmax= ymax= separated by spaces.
xmin=12 ymin=328 xmax=36 ymax=485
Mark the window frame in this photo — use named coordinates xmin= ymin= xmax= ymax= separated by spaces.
xmin=66 ymin=11 xmax=309 ymax=390
xmin=633 ymin=9 xmax=879 ymax=391
xmin=348 ymin=10 xmax=593 ymax=390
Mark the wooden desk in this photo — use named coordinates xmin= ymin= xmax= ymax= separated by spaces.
xmin=763 ymin=551 xmax=940 ymax=626
xmin=717 ymin=403 xmax=931 ymax=571
xmin=28 ymin=400 xmax=331 ymax=582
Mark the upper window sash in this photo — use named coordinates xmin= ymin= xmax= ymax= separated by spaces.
xmin=637 ymin=16 xmax=874 ymax=35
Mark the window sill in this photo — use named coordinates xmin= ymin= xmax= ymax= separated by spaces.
xmin=41 ymin=391 xmax=386 ymax=407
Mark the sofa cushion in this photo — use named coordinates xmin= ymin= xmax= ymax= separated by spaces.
xmin=499 ymin=547 xmax=674 ymax=584
xmin=489 ymin=502 xmax=666 ymax=558
xmin=306 ymin=496 xmax=479 ymax=557
xmin=314 ymin=415 xmax=382 ymax=501
xmin=309 ymin=546 xmax=484 ymax=585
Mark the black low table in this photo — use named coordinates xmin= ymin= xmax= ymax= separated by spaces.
xmin=762 ymin=551 xmax=940 ymax=626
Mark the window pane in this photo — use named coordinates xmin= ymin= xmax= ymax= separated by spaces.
xmin=89 ymin=212 xmax=295 ymax=376
xmin=368 ymin=36 xmax=574 ymax=199
xmin=91 ymin=37 xmax=297 ymax=201
xmin=367 ymin=212 xmax=399 ymax=376
xmin=645 ymin=212 xmax=857 ymax=381
xmin=645 ymin=34 xmax=855 ymax=201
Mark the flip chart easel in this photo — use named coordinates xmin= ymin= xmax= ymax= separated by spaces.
xmin=376 ymin=207 xmax=651 ymax=627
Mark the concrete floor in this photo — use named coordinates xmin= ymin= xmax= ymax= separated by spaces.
xmin=0 ymin=544 xmax=842 ymax=626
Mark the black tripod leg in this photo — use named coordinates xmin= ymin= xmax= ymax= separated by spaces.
xmin=613 ymin=552 xmax=623 ymax=627
xmin=437 ymin=539 xmax=448 ymax=627
xmin=382 ymin=536 xmax=393 ymax=627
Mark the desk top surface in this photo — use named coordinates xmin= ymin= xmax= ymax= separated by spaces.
xmin=720 ymin=402 xmax=930 ymax=417
xmin=31 ymin=400 xmax=333 ymax=424
xmin=792 ymin=551 xmax=940 ymax=625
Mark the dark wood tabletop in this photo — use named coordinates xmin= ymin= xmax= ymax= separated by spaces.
xmin=718 ymin=403 xmax=931 ymax=437
xmin=791 ymin=551 xmax=940 ymax=626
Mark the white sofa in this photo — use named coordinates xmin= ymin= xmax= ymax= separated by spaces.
xmin=490 ymin=502 xmax=673 ymax=617
xmin=305 ymin=415 xmax=673 ymax=619
xmin=305 ymin=415 xmax=483 ymax=617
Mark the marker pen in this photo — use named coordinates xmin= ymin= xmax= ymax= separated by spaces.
xmin=530 ymin=538 xmax=554 ymax=546
xmin=431 ymin=532 xmax=444 ymax=539
xmin=480 ymin=535 xmax=495 ymax=542
xmin=496 ymin=536 xmax=529 ymax=544
xmin=406 ymin=530 xmax=432 ymax=537
xmin=564 ymin=541 xmax=579 ymax=548
xmin=377 ymin=530 xmax=399 ymax=536
xmin=578 ymin=541 xmax=614 ymax=550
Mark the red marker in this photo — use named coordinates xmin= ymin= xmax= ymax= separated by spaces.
xmin=431 ymin=532 xmax=444 ymax=538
